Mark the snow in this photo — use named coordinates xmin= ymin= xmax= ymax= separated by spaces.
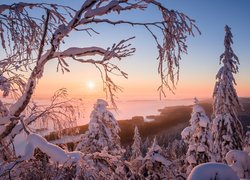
xmin=53 ymin=47 xmax=106 ymax=58
xmin=181 ymin=126 xmax=191 ymax=139
xmin=225 ymin=150 xmax=250 ymax=179
xmin=244 ymin=147 xmax=250 ymax=155
xmin=131 ymin=126 xmax=142 ymax=160
xmin=197 ymin=145 xmax=206 ymax=152
xmin=76 ymin=99 xmax=124 ymax=155
xmin=198 ymin=116 xmax=209 ymax=127
xmin=192 ymin=104 xmax=204 ymax=113
xmin=212 ymin=25 xmax=243 ymax=161
xmin=187 ymin=155 xmax=197 ymax=164
xmin=84 ymin=1 xmax=119 ymax=18
xmin=187 ymin=162 xmax=240 ymax=180
xmin=22 ymin=133 xmax=83 ymax=164
xmin=153 ymin=153 xmax=172 ymax=167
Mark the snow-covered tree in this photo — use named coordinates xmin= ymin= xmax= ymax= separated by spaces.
xmin=212 ymin=25 xmax=243 ymax=162
xmin=131 ymin=126 xmax=142 ymax=160
xmin=139 ymin=137 xmax=172 ymax=179
xmin=181 ymin=98 xmax=214 ymax=175
xmin=76 ymin=99 xmax=123 ymax=155
xmin=165 ymin=139 xmax=187 ymax=178
xmin=0 ymin=1 xmax=199 ymax=177
xmin=142 ymin=137 xmax=151 ymax=156
xmin=76 ymin=151 xmax=136 ymax=179
xmin=244 ymin=127 xmax=250 ymax=154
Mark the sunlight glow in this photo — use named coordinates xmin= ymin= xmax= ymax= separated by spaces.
xmin=87 ymin=81 xmax=95 ymax=90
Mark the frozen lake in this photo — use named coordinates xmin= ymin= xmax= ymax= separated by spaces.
xmin=81 ymin=98 xmax=195 ymax=125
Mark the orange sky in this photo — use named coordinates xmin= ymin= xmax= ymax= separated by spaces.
xmin=33 ymin=59 xmax=249 ymax=101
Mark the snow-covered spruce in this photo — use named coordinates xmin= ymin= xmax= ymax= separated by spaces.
xmin=130 ymin=126 xmax=142 ymax=160
xmin=212 ymin=25 xmax=243 ymax=162
xmin=225 ymin=150 xmax=250 ymax=179
xmin=76 ymin=99 xmax=124 ymax=155
xmin=187 ymin=162 xmax=239 ymax=180
xmin=129 ymin=126 xmax=143 ymax=176
xmin=181 ymin=98 xmax=214 ymax=174
xmin=139 ymin=137 xmax=172 ymax=179
xmin=76 ymin=150 xmax=136 ymax=179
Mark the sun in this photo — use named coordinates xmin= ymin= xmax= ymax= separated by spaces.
xmin=87 ymin=81 xmax=95 ymax=90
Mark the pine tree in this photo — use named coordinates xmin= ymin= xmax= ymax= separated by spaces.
xmin=75 ymin=99 xmax=124 ymax=155
xmin=181 ymin=98 xmax=214 ymax=174
xmin=139 ymin=137 xmax=172 ymax=179
xmin=131 ymin=126 xmax=142 ymax=160
xmin=212 ymin=25 xmax=243 ymax=161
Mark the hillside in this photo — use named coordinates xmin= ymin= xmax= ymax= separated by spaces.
xmin=46 ymin=98 xmax=250 ymax=147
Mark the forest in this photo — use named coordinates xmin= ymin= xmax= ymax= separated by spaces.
xmin=0 ymin=0 xmax=250 ymax=179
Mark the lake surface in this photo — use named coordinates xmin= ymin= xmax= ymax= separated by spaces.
xmin=81 ymin=99 xmax=194 ymax=125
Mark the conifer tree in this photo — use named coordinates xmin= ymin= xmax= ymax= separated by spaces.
xmin=212 ymin=25 xmax=243 ymax=161
xmin=75 ymin=99 xmax=123 ymax=155
xmin=181 ymin=98 xmax=214 ymax=174
xmin=139 ymin=137 xmax=172 ymax=179
xmin=131 ymin=126 xmax=142 ymax=160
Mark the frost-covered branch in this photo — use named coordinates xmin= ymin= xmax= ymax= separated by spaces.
xmin=7 ymin=89 xmax=83 ymax=143
xmin=0 ymin=0 xmax=198 ymax=159
xmin=80 ymin=0 xmax=200 ymax=96
xmin=55 ymin=37 xmax=135 ymax=106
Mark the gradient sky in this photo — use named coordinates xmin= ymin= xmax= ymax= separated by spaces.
xmin=2 ymin=0 xmax=250 ymax=100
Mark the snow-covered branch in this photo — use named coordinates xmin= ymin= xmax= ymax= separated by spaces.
xmin=0 ymin=1 xmax=199 ymax=163
xmin=53 ymin=37 xmax=135 ymax=106
xmin=80 ymin=3 xmax=200 ymax=96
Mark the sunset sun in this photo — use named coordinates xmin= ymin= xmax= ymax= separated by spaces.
xmin=87 ymin=81 xmax=95 ymax=90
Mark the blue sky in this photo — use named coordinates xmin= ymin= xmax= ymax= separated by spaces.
xmin=1 ymin=0 xmax=250 ymax=99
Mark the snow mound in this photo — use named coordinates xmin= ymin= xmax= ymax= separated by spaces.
xmin=22 ymin=133 xmax=83 ymax=164
xmin=225 ymin=150 xmax=250 ymax=179
xmin=187 ymin=162 xmax=239 ymax=180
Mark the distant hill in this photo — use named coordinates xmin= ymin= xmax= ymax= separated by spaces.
xmin=45 ymin=98 xmax=250 ymax=147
